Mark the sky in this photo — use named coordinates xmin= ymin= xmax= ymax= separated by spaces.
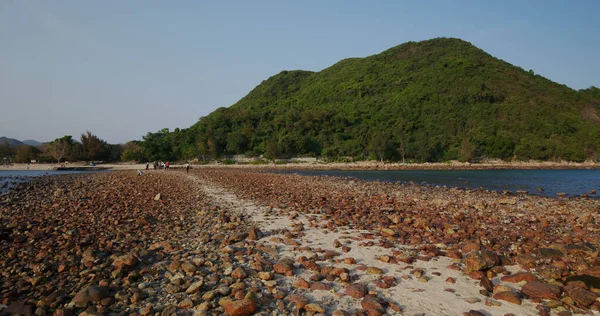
xmin=0 ymin=0 xmax=598 ymax=144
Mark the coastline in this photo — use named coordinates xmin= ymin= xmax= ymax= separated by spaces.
xmin=2 ymin=160 xmax=599 ymax=171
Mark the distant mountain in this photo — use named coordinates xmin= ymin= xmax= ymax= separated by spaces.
xmin=0 ymin=137 xmax=25 ymax=146
xmin=22 ymin=139 xmax=43 ymax=146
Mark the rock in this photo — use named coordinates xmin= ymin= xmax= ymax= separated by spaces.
xmin=231 ymin=267 xmax=247 ymax=279
xmin=112 ymin=253 xmax=138 ymax=269
xmin=465 ymin=311 xmax=486 ymax=316
xmin=361 ymin=298 xmax=385 ymax=316
xmin=521 ymin=281 xmax=562 ymax=300
xmin=181 ymin=262 xmax=197 ymax=274
xmin=381 ymin=228 xmax=395 ymax=237
xmin=5 ymin=301 xmax=34 ymax=315
xmin=310 ymin=281 xmax=331 ymax=291
xmin=464 ymin=250 xmax=500 ymax=271
xmin=284 ymin=294 xmax=309 ymax=309
xmin=178 ymin=298 xmax=194 ymax=309
xmin=534 ymin=248 xmax=564 ymax=260
xmin=537 ymin=265 xmax=563 ymax=280
xmin=484 ymin=298 xmax=502 ymax=307
xmin=346 ymin=283 xmax=368 ymax=299
xmin=295 ymin=278 xmax=310 ymax=289
xmin=492 ymin=291 xmax=522 ymax=305
xmin=343 ymin=257 xmax=357 ymax=264
xmin=564 ymin=285 xmax=598 ymax=306
xmin=274 ymin=258 xmax=294 ymax=276
xmin=186 ymin=280 xmax=204 ymax=294
xmin=248 ymin=227 xmax=262 ymax=240
xmin=304 ymin=303 xmax=325 ymax=313
xmin=464 ymin=297 xmax=481 ymax=304
xmin=71 ymin=285 xmax=109 ymax=308
xmin=222 ymin=299 xmax=258 ymax=316
xmin=500 ymin=272 xmax=538 ymax=283
xmin=140 ymin=304 xmax=154 ymax=316
xmin=480 ymin=276 xmax=493 ymax=292
xmin=365 ymin=267 xmax=384 ymax=275
xmin=154 ymin=193 xmax=161 ymax=200
xmin=461 ymin=243 xmax=481 ymax=254
xmin=257 ymin=271 xmax=272 ymax=280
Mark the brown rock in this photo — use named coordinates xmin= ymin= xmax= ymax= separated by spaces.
xmin=513 ymin=254 xmax=537 ymax=270
xmin=361 ymin=298 xmax=385 ymax=316
xmin=521 ymin=281 xmax=562 ymax=300
xmin=222 ymin=299 xmax=258 ymax=316
xmin=464 ymin=250 xmax=500 ymax=271
xmin=284 ymin=294 xmax=309 ymax=309
xmin=346 ymin=283 xmax=368 ymax=299
xmin=493 ymin=291 xmax=522 ymax=305
xmin=564 ymin=285 xmax=598 ymax=306
xmin=534 ymin=248 xmax=564 ymax=260
xmin=181 ymin=262 xmax=197 ymax=274
xmin=112 ymin=253 xmax=138 ymax=269
xmin=480 ymin=276 xmax=493 ymax=292
xmin=231 ymin=267 xmax=247 ymax=279
xmin=461 ymin=242 xmax=481 ymax=255
xmin=500 ymin=272 xmax=538 ymax=283
xmin=537 ymin=265 xmax=563 ymax=280
xmin=274 ymin=258 xmax=295 ymax=276
xmin=310 ymin=281 xmax=331 ymax=291
xmin=248 ymin=227 xmax=262 ymax=240
xmin=72 ymin=285 xmax=109 ymax=308
xmin=295 ymin=278 xmax=310 ymax=289
xmin=304 ymin=303 xmax=325 ymax=313
xmin=5 ymin=301 xmax=34 ymax=316
xmin=343 ymin=257 xmax=357 ymax=264
xmin=365 ymin=267 xmax=384 ymax=275
xmin=465 ymin=311 xmax=486 ymax=316
xmin=330 ymin=267 xmax=349 ymax=277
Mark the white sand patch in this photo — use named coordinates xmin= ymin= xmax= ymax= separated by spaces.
xmin=188 ymin=173 xmax=567 ymax=316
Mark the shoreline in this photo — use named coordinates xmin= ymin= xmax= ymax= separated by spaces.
xmin=2 ymin=160 xmax=600 ymax=171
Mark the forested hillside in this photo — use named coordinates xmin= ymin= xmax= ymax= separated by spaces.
xmin=131 ymin=38 xmax=600 ymax=162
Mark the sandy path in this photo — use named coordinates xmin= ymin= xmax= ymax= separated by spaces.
xmin=183 ymin=172 xmax=547 ymax=316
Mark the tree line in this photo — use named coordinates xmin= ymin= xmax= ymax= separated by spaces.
xmin=0 ymin=131 xmax=123 ymax=164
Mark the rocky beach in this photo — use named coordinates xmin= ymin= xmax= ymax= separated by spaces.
xmin=1 ymin=168 xmax=600 ymax=316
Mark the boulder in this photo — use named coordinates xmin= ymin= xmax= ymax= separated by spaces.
xmin=521 ymin=281 xmax=562 ymax=300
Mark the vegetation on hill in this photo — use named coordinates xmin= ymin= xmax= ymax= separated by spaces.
xmin=129 ymin=38 xmax=599 ymax=162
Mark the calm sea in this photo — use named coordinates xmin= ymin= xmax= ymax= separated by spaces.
xmin=277 ymin=169 xmax=600 ymax=199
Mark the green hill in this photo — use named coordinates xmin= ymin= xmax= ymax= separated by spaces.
xmin=141 ymin=38 xmax=600 ymax=162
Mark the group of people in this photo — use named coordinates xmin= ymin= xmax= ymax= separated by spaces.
xmin=146 ymin=161 xmax=170 ymax=170
xmin=142 ymin=161 xmax=191 ymax=173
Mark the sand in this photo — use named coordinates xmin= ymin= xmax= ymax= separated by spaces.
xmin=188 ymin=172 xmax=547 ymax=315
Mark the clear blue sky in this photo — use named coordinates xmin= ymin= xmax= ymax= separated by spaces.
xmin=1 ymin=0 xmax=598 ymax=144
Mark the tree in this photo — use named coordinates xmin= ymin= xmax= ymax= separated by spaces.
xmin=14 ymin=146 xmax=40 ymax=163
xmin=121 ymin=141 xmax=145 ymax=162
xmin=263 ymin=137 xmax=280 ymax=162
xmin=368 ymin=132 xmax=390 ymax=163
xmin=46 ymin=136 xmax=75 ymax=163
xmin=0 ymin=140 xmax=10 ymax=158
xmin=81 ymin=131 xmax=107 ymax=162
xmin=459 ymin=138 xmax=477 ymax=162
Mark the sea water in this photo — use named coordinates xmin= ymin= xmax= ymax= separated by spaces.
xmin=278 ymin=169 xmax=600 ymax=199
